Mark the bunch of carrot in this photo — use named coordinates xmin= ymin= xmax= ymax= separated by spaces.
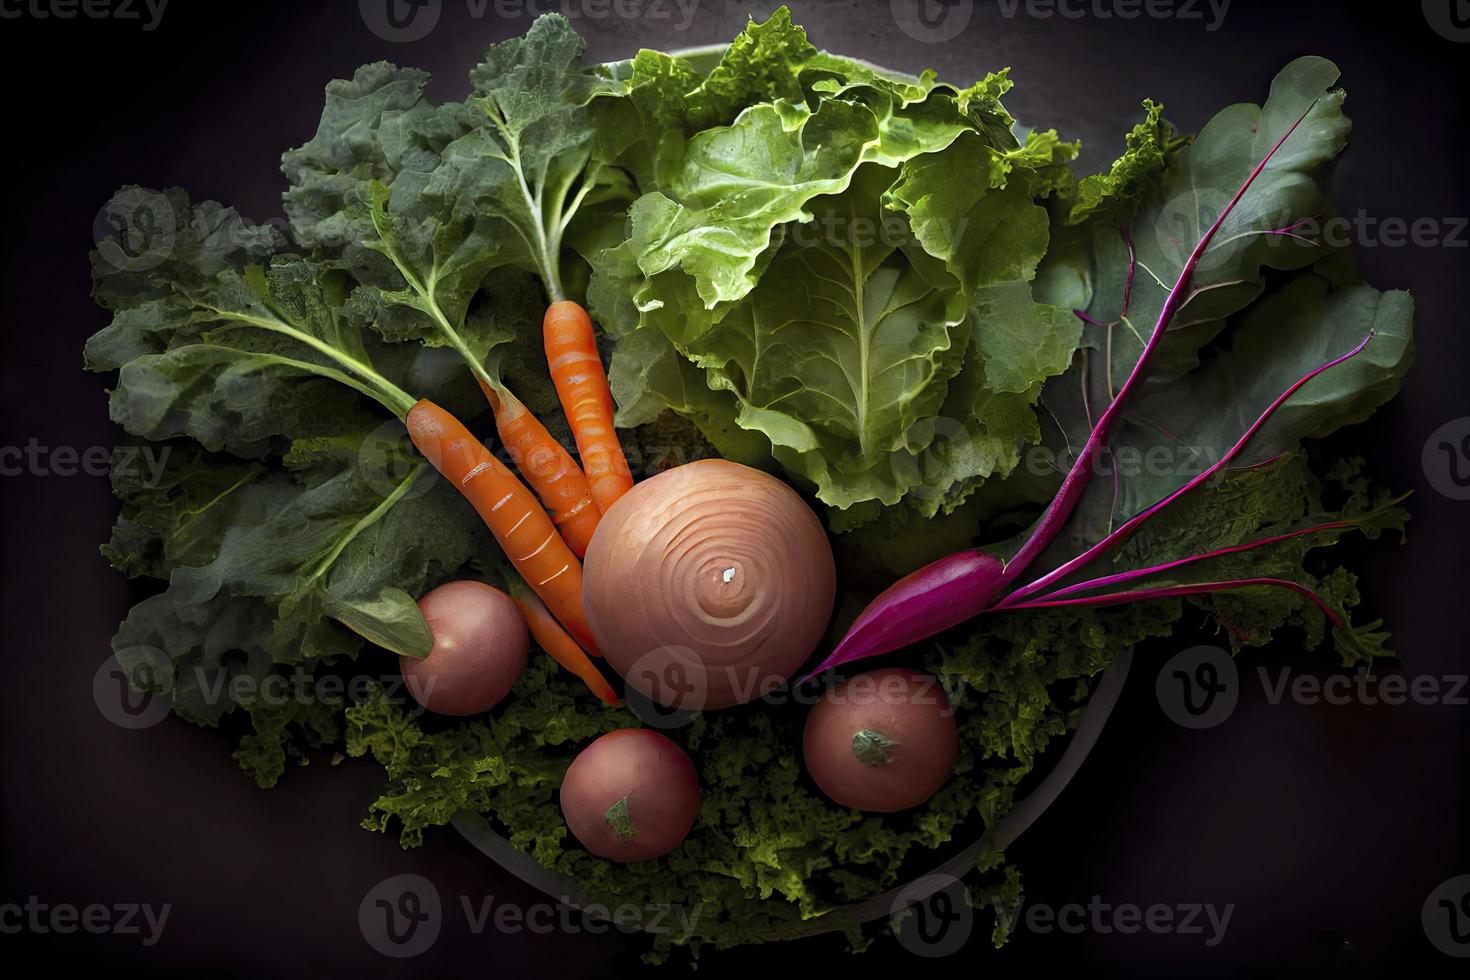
xmin=405 ymin=300 xmax=633 ymax=705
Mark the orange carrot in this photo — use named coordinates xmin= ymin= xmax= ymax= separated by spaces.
xmin=543 ymin=301 xmax=634 ymax=513
xmin=511 ymin=586 xmax=619 ymax=706
xmin=404 ymin=399 xmax=601 ymax=656
xmin=477 ymin=379 xmax=600 ymax=557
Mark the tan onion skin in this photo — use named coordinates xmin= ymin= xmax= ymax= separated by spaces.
xmin=560 ymin=728 xmax=701 ymax=862
xmin=399 ymin=581 xmax=528 ymax=716
xmin=582 ymin=459 xmax=836 ymax=710
xmin=802 ymin=667 xmax=957 ymax=813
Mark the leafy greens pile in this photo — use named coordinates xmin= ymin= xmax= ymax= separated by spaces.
xmin=87 ymin=9 xmax=1411 ymax=962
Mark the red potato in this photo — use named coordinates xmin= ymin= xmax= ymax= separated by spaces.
xmin=399 ymin=581 xmax=528 ymax=716
xmin=560 ymin=729 xmax=700 ymax=862
xmin=803 ymin=667 xmax=957 ymax=813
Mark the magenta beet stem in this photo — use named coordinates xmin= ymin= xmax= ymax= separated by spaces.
xmin=810 ymin=99 xmax=1327 ymax=678
xmin=1025 ymin=519 xmax=1358 ymax=601
xmin=801 ymin=550 xmax=1006 ymax=679
xmin=1001 ymin=577 xmax=1346 ymax=629
xmin=996 ymin=332 xmax=1373 ymax=609
xmin=994 ymin=101 xmax=1321 ymax=595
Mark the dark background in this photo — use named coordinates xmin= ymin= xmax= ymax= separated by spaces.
xmin=1 ymin=0 xmax=1466 ymax=976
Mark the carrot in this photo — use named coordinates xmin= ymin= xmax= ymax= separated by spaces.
xmin=510 ymin=586 xmax=620 ymax=706
xmin=404 ymin=399 xmax=602 ymax=656
xmin=543 ymin=301 xmax=634 ymax=513
xmin=477 ymin=379 xmax=600 ymax=557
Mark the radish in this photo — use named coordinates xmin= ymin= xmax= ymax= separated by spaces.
xmin=804 ymin=98 xmax=1375 ymax=679
xmin=559 ymin=729 xmax=701 ymax=862
xmin=803 ymin=668 xmax=957 ymax=812
xmin=399 ymin=581 xmax=528 ymax=716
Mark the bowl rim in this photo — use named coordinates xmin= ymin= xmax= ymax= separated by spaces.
xmin=452 ymin=650 xmax=1132 ymax=940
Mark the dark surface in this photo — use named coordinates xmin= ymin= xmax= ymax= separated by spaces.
xmin=1 ymin=0 xmax=1466 ymax=976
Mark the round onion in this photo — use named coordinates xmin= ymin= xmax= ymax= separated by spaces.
xmin=399 ymin=580 xmax=528 ymax=716
xmin=560 ymin=728 xmax=701 ymax=862
xmin=802 ymin=667 xmax=957 ymax=812
xmin=582 ymin=459 xmax=835 ymax=710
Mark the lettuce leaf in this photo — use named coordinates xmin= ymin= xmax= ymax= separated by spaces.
xmin=596 ymin=37 xmax=1082 ymax=522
